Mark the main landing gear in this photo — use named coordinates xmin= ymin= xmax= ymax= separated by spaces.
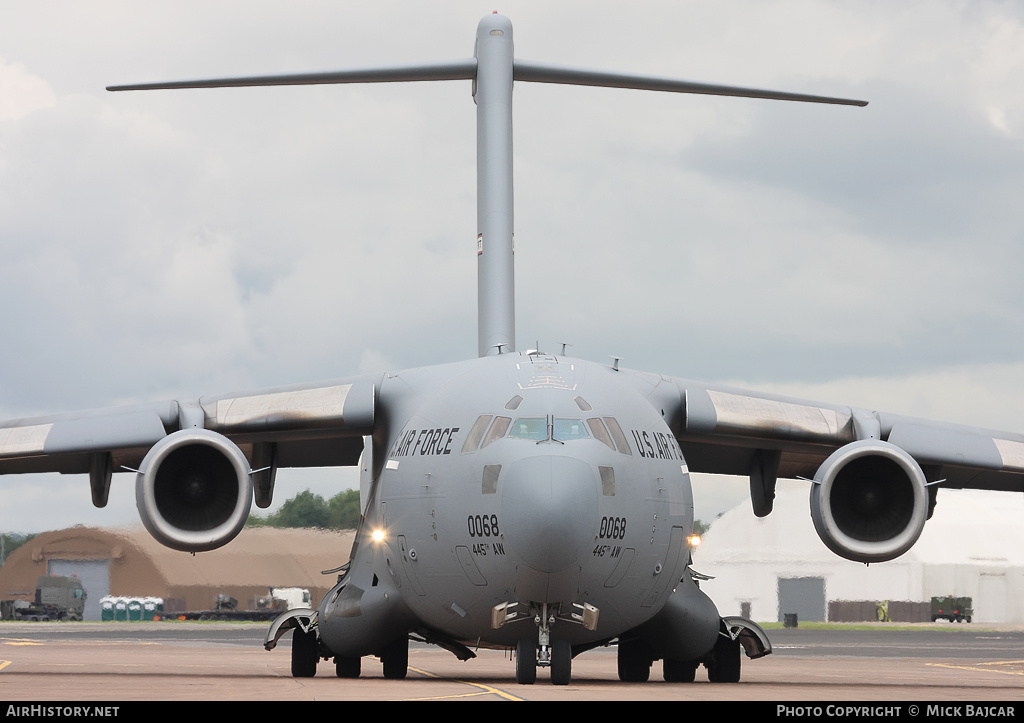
xmin=706 ymin=633 xmax=741 ymax=683
xmin=292 ymin=629 xmax=410 ymax=680
xmin=274 ymin=609 xmax=414 ymax=681
xmin=334 ymin=636 xmax=409 ymax=679
xmin=615 ymin=632 xmax=741 ymax=683
xmin=291 ymin=627 xmax=319 ymax=678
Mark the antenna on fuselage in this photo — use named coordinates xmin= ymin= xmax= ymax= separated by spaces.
xmin=107 ymin=13 xmax=866 ymax=359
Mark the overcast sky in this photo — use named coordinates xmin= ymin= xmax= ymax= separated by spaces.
xmin=2 ymin=1 xmax=1023 ymax=537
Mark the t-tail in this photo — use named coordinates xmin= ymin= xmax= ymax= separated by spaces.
xmin=107 ymin=12 xmax=866 ymax=358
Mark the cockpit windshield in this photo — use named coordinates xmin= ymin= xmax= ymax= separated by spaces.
xmin=508 ymin=417 xmax=591 ymax=442
xmin=509 ymin=418 xmax=547 ymax=441
xmin=462 ymin=413 xmax=624 ymax=453
xmin=552 ymin=419 xmax=589 ymax=441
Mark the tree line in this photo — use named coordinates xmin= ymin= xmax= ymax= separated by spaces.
xmin=0 ymin=533 xmax=35 ymax=566
xmin=246 ymin=488 xmax=362 ymax=530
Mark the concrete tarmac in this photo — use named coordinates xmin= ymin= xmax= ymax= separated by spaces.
xmin=0 ymin=622 xmax=1022 ymax=702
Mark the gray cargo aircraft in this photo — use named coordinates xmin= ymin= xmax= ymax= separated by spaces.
xmin=1 ymin=13 xmax=1020 ymax=685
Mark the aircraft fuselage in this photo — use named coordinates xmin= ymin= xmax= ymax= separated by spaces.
xmin=317 ymin=352 xmax=699 ymax=655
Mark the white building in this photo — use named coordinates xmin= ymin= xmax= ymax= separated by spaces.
xmin=692 ymin=485 xmax=1024 ymax=623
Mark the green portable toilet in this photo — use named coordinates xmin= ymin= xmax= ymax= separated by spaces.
xmin=127 ymin=598 xmax=143 ymax=622
xmin=100 ymin=596 xmax=115 ymax=622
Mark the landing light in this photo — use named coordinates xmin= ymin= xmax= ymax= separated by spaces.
xmin=372 ymin=529 xmax=385 ymax=542
xmin=687 ymin=534 xmax=702 ymax=548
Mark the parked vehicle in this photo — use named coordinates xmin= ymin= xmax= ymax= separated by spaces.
xmin=931 ymin=595 xmax=973 ymax=623
xmin=9 ymin=575 xmax=86 ymax=621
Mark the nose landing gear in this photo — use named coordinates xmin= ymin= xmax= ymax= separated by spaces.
xmin=512 ymin=603 xmax=573 ymax=685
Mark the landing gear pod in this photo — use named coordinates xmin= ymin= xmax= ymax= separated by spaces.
xmin=809 ymin=440 xmax=929 ymax=563
xmin=135 ymin=429 xmax=253 ymax=552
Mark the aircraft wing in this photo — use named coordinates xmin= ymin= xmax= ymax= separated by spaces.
xmin=638 ymin=373 xmax=1024 ymax=563
xmin=645 ymin=374 xmax=1024 ymax=495
xmin=0 ymin=375 xmax=376 ymax=487
xmin=0 ymin=375 xmax=376 ymax=550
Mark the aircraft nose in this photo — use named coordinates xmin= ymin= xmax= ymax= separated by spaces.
xmin=501 ymin=455 xmax=598 ymax=572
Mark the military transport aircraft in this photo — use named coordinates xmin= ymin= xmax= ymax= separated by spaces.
xmin=2 ymin=13 xmax=1022 ymax=686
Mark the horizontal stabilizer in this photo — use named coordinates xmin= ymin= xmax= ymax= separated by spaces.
xmin=107 ymin=57 xmax=865 ymax=108
xmin=513 ymin=60 xmax=867 ymax=106
xmin=107 ymin=59 xmax=477 ymax=92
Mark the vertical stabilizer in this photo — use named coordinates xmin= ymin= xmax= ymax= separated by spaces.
xmin=474 ymin=14 xmax=516 ymax=357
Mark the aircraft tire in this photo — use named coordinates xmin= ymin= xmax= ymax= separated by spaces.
xmin=515 ymin=639 xmax=537 ymax=685
xmin=663 ymin=658 xmax=698 ymax=683
xmin=381 ymin=636 xmax=409 ymax=679
xmin=290 ymin=628 xmax=318 ymax=678
xmin=706 ymin=635 xmax=741 ymax=683
xmin=617 ymin=639 xmax=652 ymax=683
xmin=334 ymin=655 xmax=361 ymax=678
xmin=550 ymin=639 xmax=572 ymax=686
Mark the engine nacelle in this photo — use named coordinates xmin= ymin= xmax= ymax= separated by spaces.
xmin=809 ymin=440 xmax=928 ymax=563
xmin=135 ymin=429 xmax=253 ymax=552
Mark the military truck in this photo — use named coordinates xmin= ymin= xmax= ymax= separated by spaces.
xmin=13 ymin=575 xmax=87 ymax=621
xmin=931 ymin=595 xmax=973 ymax=623
xmin=156 ymin=588 xmax=311 ymax=621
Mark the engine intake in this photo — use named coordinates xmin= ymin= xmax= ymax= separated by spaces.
xmin=809 ymin=440 xmax=928 ymax=563
xmin=135 ymin=429 xmax=253 ymax=552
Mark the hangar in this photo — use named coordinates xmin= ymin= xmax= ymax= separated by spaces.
xmin=693 ymin=486 xmax=1024 ymax=624
xmin=0 ymin=525 xmax=354 ymax=621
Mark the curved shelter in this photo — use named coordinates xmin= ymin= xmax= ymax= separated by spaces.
xmin=0 ymin=525 xmax=354 ymax=621
xmin=693 ymin=486 xmax=1024 ymax=624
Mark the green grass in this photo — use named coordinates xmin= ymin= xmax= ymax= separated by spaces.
xmin=758 ymin=621 xmax=993 ymax=632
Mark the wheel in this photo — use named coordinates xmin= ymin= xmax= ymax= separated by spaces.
xmin=515 ymin=639 xmax=537 ymax=685
xmin=617 ymin=639 xmax=653 ymax=682
xmin=706 ymin=634 xmax=741 ymax=683
xmin=290 ymin=628 xmax=319 ymax=678
xmin=664 ymin=658 xmax=698 ymax=683
xmin=381 ymin=636 xmax=409 ymax=679
xmin=334 ymin=655 xmax=361 ymax=678
xmin=550 ymin=639 xmax=572 ymax=686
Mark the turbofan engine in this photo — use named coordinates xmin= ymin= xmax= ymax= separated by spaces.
xmin=135 ymin=429 xmax=253 ymax=552
xmin=809 ymin=440 xmax=929 ymax=563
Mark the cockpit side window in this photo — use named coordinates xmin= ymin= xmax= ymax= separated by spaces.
xmin=461 ymin=414 xmax=493 ymax=454
xmin=481 ymin=416 xmax=512 ymax=448
xmin=603 ymin=417 xmax=632 ymax=456
xmin=587 ymin=418 xmax=614 ymax=449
